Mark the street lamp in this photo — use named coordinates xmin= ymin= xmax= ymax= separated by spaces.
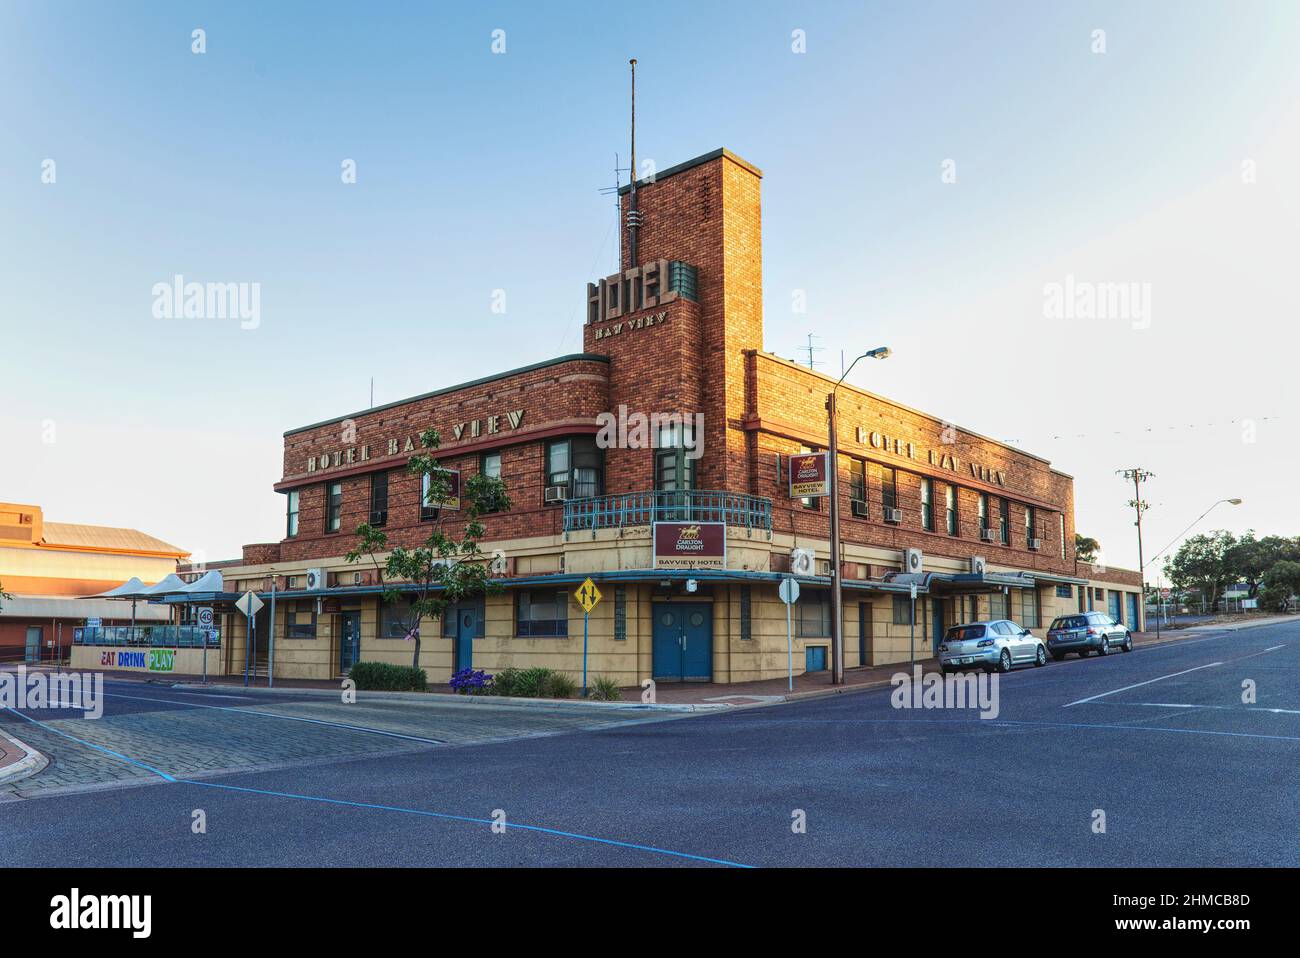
xmin=828 ymin=346 xmax=891 ymax=685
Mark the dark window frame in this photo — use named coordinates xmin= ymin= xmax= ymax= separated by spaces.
xmin=545 ymin=437 xmax=604 ymax=503
xmin=325 ymin=481 xmax=343 ymax=533
xmin=286 ymin=489 xmax=300 ymax=539
xmin=516 ymin=589 xmax=569 ymax=637
xmin=369 ymin=471 xmax=389 ymax=527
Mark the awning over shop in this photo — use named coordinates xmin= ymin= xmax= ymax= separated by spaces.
xmin=0 ymin=594 xmax=171 ymax=621
xmin=81 ymin=577 xmax=149 ymax=600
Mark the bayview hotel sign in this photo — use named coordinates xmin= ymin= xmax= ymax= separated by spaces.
xmin=164 ymin=147 xmax=1143 ymax=689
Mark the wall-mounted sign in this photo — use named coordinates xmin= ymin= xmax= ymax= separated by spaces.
xmin=587 ymin=258 xmax=680 ymax=325
xmin=303 ymin=410 xmax=526 ymax=476
xmin=788 ymin=452 xmax=829 ymax=498
xmin=98 ymin=649 xmax=175 ymax=672
xmin=653 ymin=522 xmax=726 ymax=570
xmin=852 ymin=426 xmax=1007 ymax=487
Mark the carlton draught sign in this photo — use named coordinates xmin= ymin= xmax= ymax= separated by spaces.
xmin=789 ymin=452 xmax=829 ymax=498
xmin=653 ymin=522 xmax=726 ymax=570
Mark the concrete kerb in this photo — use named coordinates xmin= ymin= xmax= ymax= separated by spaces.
xmin=0 ymin=727 xmax=49 ymax=788
xmin=165 ymin=682 xmax=730 ymax=714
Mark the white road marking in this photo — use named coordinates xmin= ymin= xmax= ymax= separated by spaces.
xmin=1127 ymin=701 xmax=1300 ymax=715
xmin=1064 ymin=662 xmax=1224 ymax=707
xmin=1264 ymin=645 xmax=1284 ymax=652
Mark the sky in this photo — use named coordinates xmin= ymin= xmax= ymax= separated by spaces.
xmin=1 ymin=0 xmax=1296 ymax=573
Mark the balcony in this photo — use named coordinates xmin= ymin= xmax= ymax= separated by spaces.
xmin=564 ymin=490 xmax=772 ymax=536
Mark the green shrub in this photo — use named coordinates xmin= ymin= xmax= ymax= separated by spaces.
xmin=511 ymin=666 xmax=555 ymax=698
xmin=348 ymin=661 xmax=428 ymax=691
xmin=588 ymin=675 xmax=622 ymax=701
xmin=490 ymin=667 xmax=521 ymax=697
xmin=542 ymin=671 xmax=578 ymax=699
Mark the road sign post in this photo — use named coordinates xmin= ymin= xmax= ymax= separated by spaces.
xmin=779 ymin=576 xmax=800 ymax=692
xmin=196 ymin=606 xmax=214 ymax=684
xmin=235 ymin=591 xmax=265 ymax=688
xmin=909 ymin=582 xmax=918 ymax=667
xmin=574 ymin=577 xmax=602 ymax=696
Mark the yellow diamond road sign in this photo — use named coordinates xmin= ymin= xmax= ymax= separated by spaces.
xmin=575 ymin=577 xmax=602 ymax=613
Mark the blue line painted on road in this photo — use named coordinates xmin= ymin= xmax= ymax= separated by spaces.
xmin=2 ymin=707 xmax=178 ymax=782
xmin=175 ymin=779 xmax=754 ymax=868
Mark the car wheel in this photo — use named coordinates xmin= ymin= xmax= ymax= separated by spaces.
xmin=1051 ymin=651 xmax=1065 ymax=662
xmin=997 ymin=649 xmax=1013 ymax=673
xmin=1078 ymin=649 xmax=1090 ymax=658
xmin=1099 ymin=637 xmax=1110 ymax=656
xmin=1124 ymin=634 xmax=1133 ymax=652
xmin=1034 ymin=645 xmax=1047 ymax=667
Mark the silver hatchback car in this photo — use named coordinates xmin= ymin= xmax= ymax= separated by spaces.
xmin=938 ymin=619 xmax=1047 ymax=674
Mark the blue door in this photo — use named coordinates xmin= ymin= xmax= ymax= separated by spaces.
xmin=338 ymin=612 xmax=361 ymax=672
xmin=455 ymin=607 xmax=475 ymax=671
xmin=805 ymin=645 xmax=827 ymax=672
xmin=1108 ymin=591 xmax=1122 ymax=623
xmin=652 ymin=603 xmax=712 ymax=681
xmin=1125 ymin=593 xmax=1139 ymax=630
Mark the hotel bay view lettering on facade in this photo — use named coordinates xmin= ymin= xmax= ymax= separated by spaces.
xmin=137 ymin=147 xmax=1143 ymax=688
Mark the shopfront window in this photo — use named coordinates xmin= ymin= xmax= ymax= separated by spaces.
xmin=380 ymin=599 xmax=414 ymax=639
xmin=516 ymin=589 xmax=569 ymax=637
xmin=795 ymin=591 xmax=830 ymax=637
xmin=286 ymin=600 xmax=317 ymax=638
xmin=1021 ymin=590 xmax=1040 ymax=628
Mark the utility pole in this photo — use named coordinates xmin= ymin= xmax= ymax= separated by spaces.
xmin=1118 ymin=468 xmax=1154 ymax=627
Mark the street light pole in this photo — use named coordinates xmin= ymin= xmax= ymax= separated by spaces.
xmin=1143 ymin=497 xmax=1243 ymax=614
xmin=827 ymin=346 xmax=891 ymax=685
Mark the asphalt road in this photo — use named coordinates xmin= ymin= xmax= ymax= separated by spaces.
xmin=1 ymin=622 xmax=1297 ymax=867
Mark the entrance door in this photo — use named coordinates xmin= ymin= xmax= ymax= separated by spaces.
xmin=338 ymin=611 xmax=361 ymax=673
xmin=652 ymin=603 xmax=712 ymax=681
xmin=931 ymin=599 xmax=945 ymax=649
xmin=1108 ymin=591 xmax=1122 ymax=623
xmin=1126 ymin=593 xmax=1139 ymax=630
xmin=858 ymin=602 xmax=872 ymax=666
xmin=25 ymin=627 xmax=41 ymax=664
xmin=805 ymin=645 xmax=827 ymax=672
xmin=454 ymin=607 xmax=475 ymax=671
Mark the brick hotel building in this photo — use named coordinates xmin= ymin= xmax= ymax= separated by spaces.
xmin=93 ymin=148 xmax=1144 ymax=684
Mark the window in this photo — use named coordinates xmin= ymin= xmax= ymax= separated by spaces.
xmin=796 ymin=591 xmax=830 ymax=637
xmin=1026 ymin=506 xmax=1037 ymax=547
xmin=655 ymin=423 xmax=696 ymax=518
xmin=740 ymin=586 xmax=752 ymax=641
xmin=420 ymin=471 xmax=439 ymax=522
xmin=920 ymin=477 xmax=933 ymax=531
xmin=479 ymin=452 xmax=502 ymax=513
xmin=989 ymin=593 xmax=1009 ymax=620
xmin=945 ymin=485 xmax=958 ymax=536
xmin=1021 ymin=590 xmax=1040 ymax=628
xmin=892 ymin=594 xmax=914 ymax=626
xmin=978 ymin=492 xmax=989 ymax=537
xmin=369 ymin=472 xmax=389 ymax=527
xmin=516 ymin=589 xmax=568 ymax=637
xmin=849 ymin=459 xmax=866 ymax=505
xmin=999 ymin=498 xmax=1010 ymax=545
xmin=547 ymin=437 xmax=604 ymax=501
xmin=881 ymin=467 xmax=897 ymax=519
xmin=614 ymin=586 xmax=626 ymax=641
xmin=286 ymin=490 xmax=300 ymax=538
xmin=286 ymin=600 xmax=317 ymax=638
xmin=380 ymin=599 xmax=414 ymax=639
xmin=798 ymin=446 xmax=821 ymax=511
xmin=325 ymin=482 xmax=342 ymax=532
xmin=1055 ymin=584 xmax=1073 ymax=599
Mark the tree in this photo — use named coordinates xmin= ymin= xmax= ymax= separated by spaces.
xmin=1225 ymin=532 xmax=1296 ymax=598
xmin=1260 ymin=560 xmax=1300 ymax=612
xmin=346 ymin=429 xmax=511 ymax=671
xmin=1075 ymin=534 xmax=1100 ymax=564
xmin=1164 ymin=531 xmax=1236 ymax=613
xmin=0 ymin=579 xmax=9 ymax=612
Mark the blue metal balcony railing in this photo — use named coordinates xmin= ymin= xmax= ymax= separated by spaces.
xmin=563 ymin=490 xmax=772 ymax=535
xmin=74 ymin=626 xmax=220 ymax=648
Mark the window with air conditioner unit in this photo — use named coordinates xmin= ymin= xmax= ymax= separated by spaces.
xmin=851 ymin=499 xmax=870 ymax=518
xmin=884 ymin=507 xmax=902 ymax=524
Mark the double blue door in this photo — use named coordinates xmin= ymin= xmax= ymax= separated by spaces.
xmin=652 ymin=603 xmax=712 ymax=681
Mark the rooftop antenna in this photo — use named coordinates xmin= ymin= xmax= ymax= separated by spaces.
xmin=626 ymin=58 xmax=640 ymax=267
xmin=803 ymin=333 xmax=824 ymax=371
